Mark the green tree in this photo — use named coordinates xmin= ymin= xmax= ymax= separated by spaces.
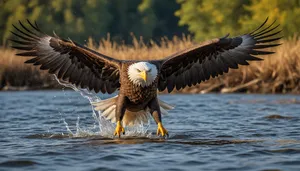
xmin=0 ymin=0 xmax=188 ymax=45
xmin=106 ymin=0 xmax=148 ymax=43
xmin=138 ymin=0 xmax=187 ymax=42
xmin=175 ymin=0 xmax=251 ymax=41
xmin=240 ymin=0 xmax=300 ymax=37
xmin=176 ymin=0 xmax=300 ymax=41
xmin=1 ymin=0 xmax=112 ymax=45
xmin=106 ymin=0 xmax=187 ymax=43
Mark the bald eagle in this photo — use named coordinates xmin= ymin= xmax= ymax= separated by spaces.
xmin=11 ymin=19 xmax=281 ymax=137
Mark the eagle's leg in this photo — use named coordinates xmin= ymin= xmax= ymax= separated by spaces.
xmin=114 ymin=95 xmax=126 ymax=137
xmin=149 ymin=98 xmax=168 ymax=137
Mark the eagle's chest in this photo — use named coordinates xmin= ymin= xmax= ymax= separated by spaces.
xmin=121 ymin=78 xmax=157 ymax=104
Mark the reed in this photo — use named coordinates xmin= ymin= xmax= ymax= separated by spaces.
xmin=0 ymin=35 xmax=299 ymax=93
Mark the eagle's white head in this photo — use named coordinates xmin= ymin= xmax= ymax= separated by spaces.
xmin=128 ymin=62 xmax=158 ymax=87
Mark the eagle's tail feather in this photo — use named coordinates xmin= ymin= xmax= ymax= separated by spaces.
xmin=92 ymin=95 xmax=117 ymax=124
xmin=92 ymin=96 xmax=174 ymax=127
xmin=92 ymin=95 xmax=118 ymax=111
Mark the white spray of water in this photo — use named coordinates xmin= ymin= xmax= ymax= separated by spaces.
xmin=54 ymin=75 xmax=151 ymax=138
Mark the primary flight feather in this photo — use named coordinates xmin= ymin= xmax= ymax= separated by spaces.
xmin=11 ymin=18 xmax=281 ymax=137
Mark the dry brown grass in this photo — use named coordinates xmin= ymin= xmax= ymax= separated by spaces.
xmin=0 ymin=47 xmax=59 ymax=90
xmin=0 ymin=35 xmax=299 ymax=93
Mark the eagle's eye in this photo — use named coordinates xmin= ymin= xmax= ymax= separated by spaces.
xmin=136 ymin=68 xmax=141 ymax=72
xmin=148 ymin=68 xmax=152 ymax=72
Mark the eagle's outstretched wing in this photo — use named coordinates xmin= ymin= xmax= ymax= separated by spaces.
xmin=10 ymin=20 xmax=121 ymax=94
xmin=157 ymin=18 xmax=282 ymax=93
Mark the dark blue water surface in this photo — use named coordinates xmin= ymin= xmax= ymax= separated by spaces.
xmin=1 ymin=91 xmax=300 ymax=171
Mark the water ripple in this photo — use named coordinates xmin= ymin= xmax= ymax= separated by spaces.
xmin=1 ymin=91 xmax=300 ymax=171
xmin=0 ymin=160 xmax=40 ymax=167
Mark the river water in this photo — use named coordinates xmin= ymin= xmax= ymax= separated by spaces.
xmin=1 ymin=90 xmax=300 ymax=171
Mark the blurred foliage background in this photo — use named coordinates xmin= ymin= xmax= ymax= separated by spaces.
xmin=0 ymin=0 xmax=299 ymax=45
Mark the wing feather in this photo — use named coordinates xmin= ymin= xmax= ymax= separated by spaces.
xmin=157 ymin=18 xmax=281 ymax=92
xmin=11 ymin=20 xmax=121 ymax=93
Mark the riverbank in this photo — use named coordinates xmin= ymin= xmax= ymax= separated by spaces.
xmin=1 ymin=36 xmax=299 ymax=94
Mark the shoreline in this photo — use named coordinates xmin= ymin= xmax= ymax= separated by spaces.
xmin=1 ymin=83 xmax=299 ymax=94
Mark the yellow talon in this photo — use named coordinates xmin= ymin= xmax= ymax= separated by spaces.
xmin=157 ymin=122 xmax=168 ymax=137
xmin=114 ymin=121 xmax=125 ymax=137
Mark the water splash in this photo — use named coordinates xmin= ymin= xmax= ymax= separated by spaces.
xmin=54 ymin=75 xmax=151 ymax=138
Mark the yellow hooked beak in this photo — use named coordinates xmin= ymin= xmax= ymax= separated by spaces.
xmin=140 ymin=70 xmax=147 ymax=82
